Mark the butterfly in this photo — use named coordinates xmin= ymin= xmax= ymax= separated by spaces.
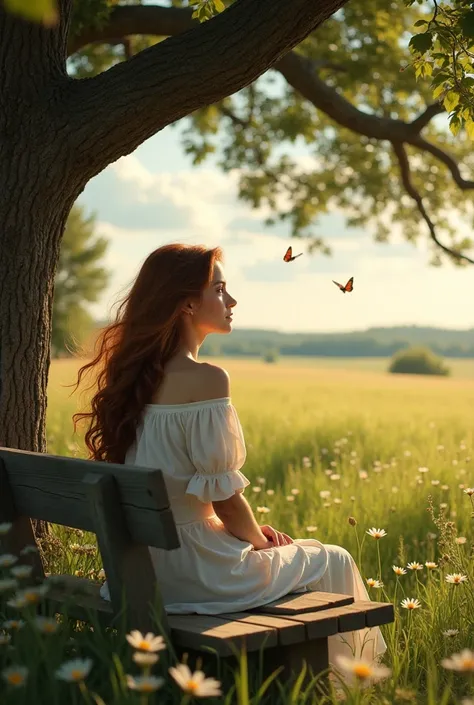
xmin=332 ymin=276 xmax=354 ymax=293
xmin=283 ymin=246 xmax=303 ymax=262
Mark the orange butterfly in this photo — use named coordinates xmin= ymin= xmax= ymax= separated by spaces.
xmin=332 ymin=276 xmax=354 ymax=293
xmin=283 ymin=246 xmax=303 ymax=262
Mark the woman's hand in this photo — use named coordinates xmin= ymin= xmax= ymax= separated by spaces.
xmin=260 ymin=524 xmax=294 ymax=547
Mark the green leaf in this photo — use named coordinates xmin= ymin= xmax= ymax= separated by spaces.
xmin=3 ymin=0 xmax=57 ymax=25
xmin=214 ymin=0 xmax=226 ymax=11
xmin=414 ymin=19 xmax=428 ymax=27
xmin=409 ymin=32 xmax=433 ymax=55
xmin=465 ymin=119 xmax=474 ymax=140
xmin=432 ymin=83 xmax=446 ymax=99
xmin=449 ymin=116 xmax=461 ymax=136
xmin=461 ymin=10 xmax=474 ymax=39
xmin=443 ymin=91 xmax=460 ymax=112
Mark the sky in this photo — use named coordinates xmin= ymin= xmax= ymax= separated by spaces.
xmin=78 ymin=122 xmax=474 ymax=334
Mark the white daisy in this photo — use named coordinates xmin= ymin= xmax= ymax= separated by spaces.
xmin=442 ymin=629 xmax=459 ymax=638
xmin=366 ymin=528 xmax=387 ymax=539
xmin=1 ymin=665 xmax=28 ymax=687
xmin=407 ymin=562 xmax=423 ymax=571
xmin=446 ymin=573 xmax=468 ymax=585
xmin=0 ymin=523 xmax=12 ymax=536
xmin=392 ymin=565 xmax=407 ymax=576
xmin=334 ymin=654 xmax=391 ymax=684
xmin=169 ymin=663 xmax=222 ymax=697
xmin=126 ymin=674 xmax=164 ymax=692
xmin=10 ymin=565 xmax=33 ymax=579
xmin=126 ymin=630 xmax=167 ymax=653
xmin=366 ymin=578 xmax=384 ymax=588
xmin=401 ymin=598 xmax=421 ymax=610
xmin=0 ymin=554 xmax=18 ymax=568
xmin=55 ymin=658 xmax=93 ymax=682
xmin=441 ymin=649 xmax=474 ymax=672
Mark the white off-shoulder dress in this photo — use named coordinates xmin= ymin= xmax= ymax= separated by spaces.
xmin=100 ymin=397 xmax=386 ymax=664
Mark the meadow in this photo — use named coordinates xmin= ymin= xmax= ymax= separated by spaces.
xmin=1 ymin=356 xmax=473 ymax=704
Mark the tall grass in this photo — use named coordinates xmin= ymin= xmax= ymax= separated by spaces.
xmin=0 ymin=357 xmax=473 ymax=703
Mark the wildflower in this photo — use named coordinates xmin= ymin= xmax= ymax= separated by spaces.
xmin=334 ymin=654 xmax=391 ymax=684
xmin=455 ymin=537 xmax=467 ymax=545
xmin=257 ymin=476 xmax=266 ymax=484
xmin=440 ymin=502 xmax=448 ymax=510
xmin=126 ymin=674 xmax=164 ymax=692
xmin=286 ymin=495 xmax=295 ymax=502
xmin=333 ymin=498 xmax=342 ymax=504
xmin=425 ymin=561 xmax=438 ymax=569
xmin=1 ymin=665 xmax=28 ymax=687
xmin=302 ymin=457 xmax=311 ymax=468
xmin=33 ymin=617 xmax=58 ymax=634
xmin=393 ymin=566 xmax=407 ymax=576
xmin=401 ymin=598 xmax=421 ymax=610
xmin=0 ymin=578 xmax=18 ymax=593
xmin=463 ymin=488 xmax=474 ymax=496
xmin=126 ymin=630 xmax=167 ymax=653
xmin=256 ymin=506 xmax=270 ymax=514
xmin=11 ymin=585 xmax=48 ymax=607
xmin=395 ymin=687 xmax=416 ymax=701
xmin=359 ymin=470 xmax=368 ymax=480
xmin=251 ymin=486 xmax=261 ymax=493
xmin=0 ymin=633 xmax=11 ymax=645
xmin=133 ymin=652 xmax=159 ymax=666
xmin=366 ymin=579 xmax=384 ymax=588
xmin=0 ymin=523 xmax=12 ymax=535
xmin=266 ymin=489 xmax=275 ymax=496
xmin=446 ymin=573 xmax=468 ymax=584
xmin=407 ymin=562 xmax=423 ymax=571
xmin=319 ymin=490 xmax=331 ymax=499
xmin=0 ymin=554 xmax=18 ymax=568
xmin=305 ymin=525 xmax=317 ymax=532
xmin=366 ymin=528 xmax=387 ymax=539
xmin=418 ymin=466 xmax=429 ymax=474
xmin=427 ymin=532 xmax=437 ymax=540
xmin=55 ymin=658 xmax=93 ymax=682
xmin=441 ymin=649 xmax=474 ymax=673
xmin=3 ymin=620 xmax=25 ymax=630
xmin=10 ymin=565 xmax=33 ymax=579
xmin=431 ymin=480 xmax=440 ymax=486
xmin=169 ymin=663 xmax=222 ymax=697
xmin=291 ymin=488 xmax=300 ymax=495
xmin=442 ymin=629 xmax=459 ymax=638
xmin=330 ymin=474 xmax=340 ymax=481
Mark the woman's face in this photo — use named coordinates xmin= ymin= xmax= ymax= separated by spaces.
xmin=192 ymin=261 xmax=237 ymax=335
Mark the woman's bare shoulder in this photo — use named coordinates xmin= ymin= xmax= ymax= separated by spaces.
xmin=192 ymin=361 xmax=230 ymax=401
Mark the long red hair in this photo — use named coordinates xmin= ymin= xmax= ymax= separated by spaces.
xmin=72 ymin=243 xmax=223 ymax=463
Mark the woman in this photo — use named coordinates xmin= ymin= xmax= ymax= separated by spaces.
xmin=73 ymin=243 xmax=386 ymax=666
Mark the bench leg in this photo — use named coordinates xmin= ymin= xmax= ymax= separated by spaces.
xmin=262 ymin=637 xmax=330 ymax=693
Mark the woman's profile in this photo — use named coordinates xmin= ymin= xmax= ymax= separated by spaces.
xmin=73 ymin=243 xmax=386 ymax=668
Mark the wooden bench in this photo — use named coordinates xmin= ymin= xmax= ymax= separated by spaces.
xmin=0 ymin=446 xmax=394 ymax=685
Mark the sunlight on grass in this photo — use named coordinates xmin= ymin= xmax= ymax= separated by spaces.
xmin=1 ymin=356 xmax=471 ymax=703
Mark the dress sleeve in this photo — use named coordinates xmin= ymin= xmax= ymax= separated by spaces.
xmin=185 ymin=402 xmax=250 ymax=503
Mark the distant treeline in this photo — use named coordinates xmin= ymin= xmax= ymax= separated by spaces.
xmin=198 ymin=326 xmax=474 ymax=358
xmin=91 ymin=323 xmax=474 ymax=359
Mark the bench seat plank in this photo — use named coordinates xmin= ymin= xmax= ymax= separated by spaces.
xmin=255 ymin=591 xmax=354 ymax=615
xmin=217 ymin=612 xmax=306 ymax=646
xmin=168 ymin=615 xmax=278 ymax=656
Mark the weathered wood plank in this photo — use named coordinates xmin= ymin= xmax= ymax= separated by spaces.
xmin=219 ymin=611 xmax=306 ymax=645
xmin=84 ymin=472 xmax=169 ymax=635
xmin=0 ymin=458 xmax=45 ymax=581
xmin=342 ymin=600 xmax=395 ymax=627
xmin=0 ymin=447 xmax=180 ymax=550
xmin=273 ymin=610 xmax=340 ymax=639
xmin=256 ymin=591 xmax=354 ymax=615
xmin=168 ymin=615 xmax=278 ymax=656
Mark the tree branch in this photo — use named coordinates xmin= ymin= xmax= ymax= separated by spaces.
xmin=67 ymin=0 xmax=348 ymax=177
xmin=392 ymin=141 xmax=474 ymax=265
xmin=410 ymin=135 xmax=474 ymax=189
xmin=410 ymin=102 xmax=445 ymax=131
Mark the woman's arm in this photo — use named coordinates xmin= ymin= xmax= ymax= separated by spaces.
xmin=213 ymin=491 xmax=272 ymax=549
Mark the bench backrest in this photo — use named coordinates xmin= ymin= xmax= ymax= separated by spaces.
xmin=0 ymin=446 xmax=181 ymax=632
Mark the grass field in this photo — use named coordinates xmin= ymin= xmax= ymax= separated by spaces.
xmin=1 ymin=356 xmax=473 ymax=703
